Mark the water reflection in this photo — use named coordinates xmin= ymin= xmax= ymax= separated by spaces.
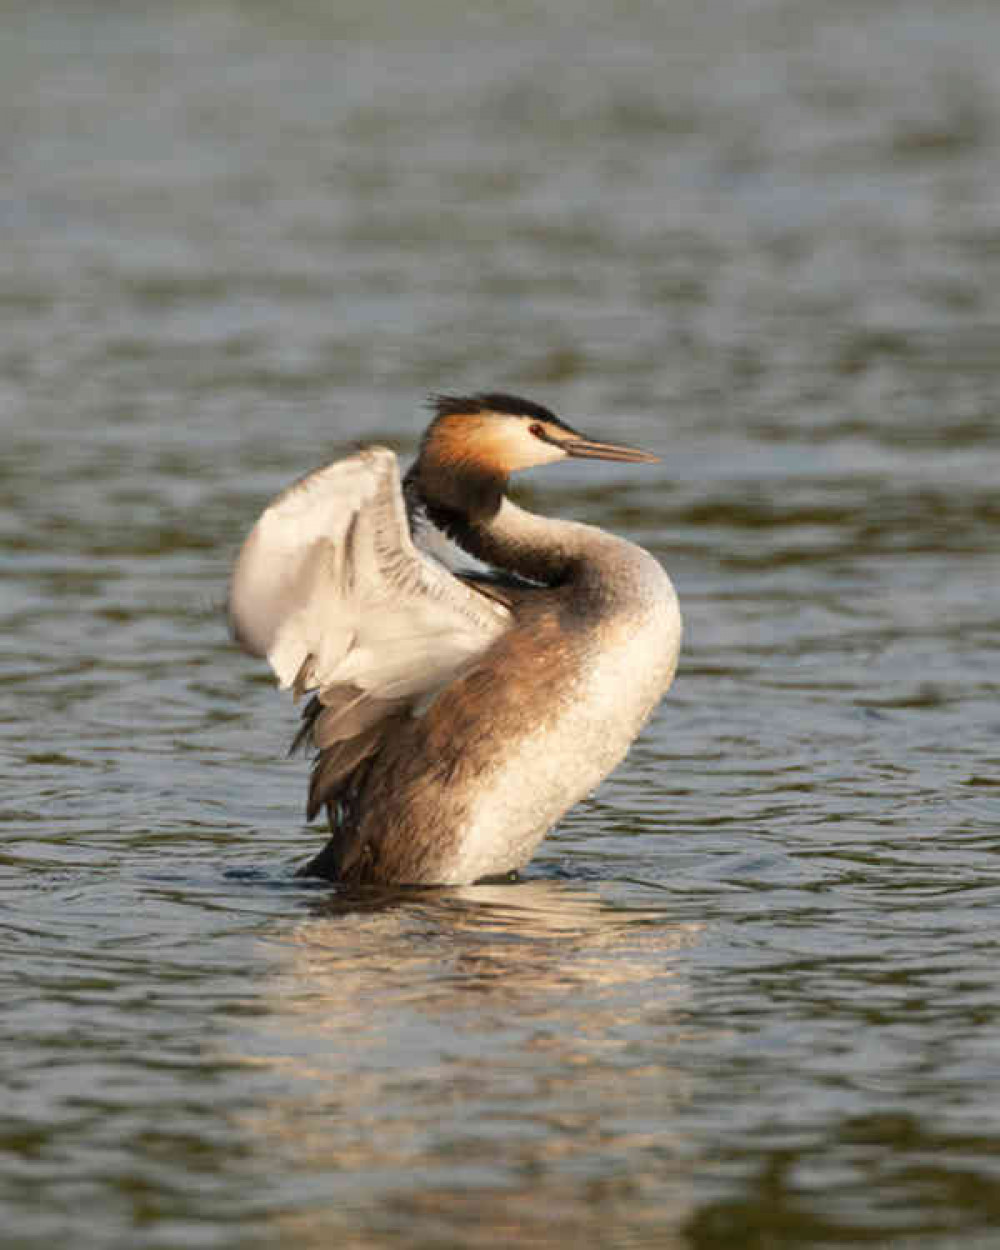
xmin=242 ymin=880 xmax=703 ymax=1245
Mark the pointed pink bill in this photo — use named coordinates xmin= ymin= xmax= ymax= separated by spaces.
xmin=557 ymin=433 xmax=659 ymax=464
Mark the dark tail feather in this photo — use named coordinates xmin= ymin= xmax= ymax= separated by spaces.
xmin=290 ymin=695 xmax=323 ymax=756
xmin=306 ymin=723 xmax=393 ymax=820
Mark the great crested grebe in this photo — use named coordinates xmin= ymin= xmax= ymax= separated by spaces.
xmin=228 ymin=393 xmax=682 ymax=885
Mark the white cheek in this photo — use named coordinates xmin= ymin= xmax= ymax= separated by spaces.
xmin=503 ymin=436 xmax=567 ymax=470
xmin=486 ymin=417 xmax=570 ymax=470
xmin=524 ymin=440 xmax=568 ymax=468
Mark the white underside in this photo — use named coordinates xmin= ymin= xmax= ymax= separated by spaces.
xmin=439 ymin=556 xmax=682 ymax=884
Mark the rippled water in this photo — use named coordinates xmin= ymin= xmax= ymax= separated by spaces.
xmin=4 ymin=1 xmax=1000 ymax=1246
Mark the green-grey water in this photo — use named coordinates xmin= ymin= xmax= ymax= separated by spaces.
xmin=3 ymin=2 xmax=1000 ymax=1246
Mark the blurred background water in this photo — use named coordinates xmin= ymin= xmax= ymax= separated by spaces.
xmin=3 ymin=1 xmax=1000 ymax=1246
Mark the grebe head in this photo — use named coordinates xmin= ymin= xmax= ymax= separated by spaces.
xmin=421 ymin=392 xmax=659 ymax=477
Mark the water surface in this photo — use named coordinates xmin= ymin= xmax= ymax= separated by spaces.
xmin=3 ymin=2 xmax=1000 ymax=1246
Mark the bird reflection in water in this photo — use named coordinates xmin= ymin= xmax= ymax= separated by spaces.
xmin=237 ymin=880 xmax=702 ymax=1248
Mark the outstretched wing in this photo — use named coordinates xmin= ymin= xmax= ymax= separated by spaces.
xmin=228 ymin=447 xmax=511 ymax=816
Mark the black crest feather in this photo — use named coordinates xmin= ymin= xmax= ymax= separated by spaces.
xmin=428 ymin=392 xmax=576 ymax=433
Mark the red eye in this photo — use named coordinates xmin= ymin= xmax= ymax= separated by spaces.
xmin=529 ymin=422 xmax=546 ymax=438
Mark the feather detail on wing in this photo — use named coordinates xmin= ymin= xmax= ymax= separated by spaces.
xmin=228 ymin=447 xmax=512 ymax=818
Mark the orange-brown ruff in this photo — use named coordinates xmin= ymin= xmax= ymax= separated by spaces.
xmin=228 ymin=393 xmax=682 ymax=885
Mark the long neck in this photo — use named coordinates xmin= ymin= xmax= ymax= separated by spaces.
xmin=406 ymin=458 xmax=631 ymax=590
xmin=409 ymin=484 xmax=605 ymax=591
xmin=460 ymin=497 xmax=598 ymax=585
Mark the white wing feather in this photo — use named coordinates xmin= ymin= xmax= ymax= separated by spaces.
xmin=228 ymin=447 xmax=511 ymax=711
